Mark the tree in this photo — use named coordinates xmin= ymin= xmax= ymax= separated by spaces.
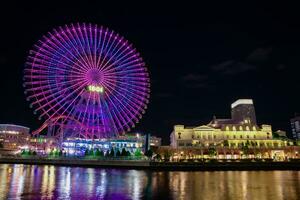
xmin=134 ymin=148 xmax=142 ymax=157
xmin=95 ymin=149 xmax=101 ymax=156
xmin=58 ymin=150 xmax=63 ymax=157
xmin=116 ymin=150 xmax=121 ymax=157
xmin=126 ymin=150 xmax=131 ymax=157
xmin=241 ymin=144 xmax=249 ymax=158
xmin=89 ymin=149 xmax=94 ymax=156
xmin=272 ymin=132 xmax=279 ymax=139
xmin=0 ymin=142 xmax=3 ymax=149
xmin=246 ymin=140 xmax=250 ymax=147
xmin=155 ymin=153 xmax=161 ymax=161
xmin=145 ymin=149 xmax=153 ymax=158
xmin=223 ymin=140 xmax=229 ymax=147
xmin=32 ymin=151 xmax=37 ymax=156
xmin=121 ymin=148 xmax=127 ymax=156
xmin=99 ymin=150 xmax=104 ymax=157
xmin=85 ymin=149 xmax=90 ymax=156
xmin=208 ymin=147 xmax=217 ymax=158
xmin=109 ymin=148 xmax=115 ymax=157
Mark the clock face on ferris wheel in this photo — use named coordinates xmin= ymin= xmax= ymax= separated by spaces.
xmin=24 ymin=23 xmax=150 ymax=138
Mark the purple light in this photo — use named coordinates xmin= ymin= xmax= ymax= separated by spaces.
xmin=24 ymin=23 xmax=150 ymax=138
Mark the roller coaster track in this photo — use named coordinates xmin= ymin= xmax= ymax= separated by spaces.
xmin=31 ymin=115 xmax=84 ymax=135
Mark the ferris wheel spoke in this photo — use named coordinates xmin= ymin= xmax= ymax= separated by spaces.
xmin=50 ymin=90 xmax=85 ymax=129
xmin=104 ymin=93 xmax=132 ymax=131
xmin=25 ymin=74 xmax=85 ymax=86
xmin=93 ymin=24 xmax=98 ymax=68
xmin=103 ymin=82 xmax=147 ymax=118
xmin=27 ymin=79 xmax=88 ymax=105
xmin=38 ymin=35 xmax=90 ymax=73
xmin=103 ymin=82 xmax=142 ymax=123
xmin=49 ymin=28 xmax=90 ymax=70
xmin=70 ymin=23 xmax=94 ymax=69
xmin=96 ymin=27 xmax=109 ymax=69
xmin=47 ymin=89 xmax=85 ymax=124
xmin=61 ymin=25 xmax=92 ymax=71
xmin=30 ymin=78 xmax=87 ymax=108
xmin=103 ymin=78 xmax=149 ymax=101
xmin=38 ymin=82 xmax=86 ymax=119
xmin=98 ymin=33 xmax=124 ymax=71
xmin=29 ymin=48 xmax=87 ymax=75
xmin=97 ymin=30 xmax=119 ymax=71
xmin=99 ymin=44 xmax=135 ymax=72
xmin=81 ymin=23 xmax=95 ymax=68
xmin=101 ymin=53 xmax=139 ymax=74
xmin=31 ymin=79 xmax=87 ymax=112
xmin=79 ymin=90 xmax=92 ymax=135
xmin=25 ymin=76 xmax=87 ymax=93
xmin=43 ymin=34 xmax=90 ymax=73
xmin=98 ymin=39 xmax=128 ymax=71
xmin=94 ymin=27 xmax=104 ymax=69
xmin=28 ymin=54 xmax=85 ymax=75
xmin=103 ymin=77 xmax=150 ymax=98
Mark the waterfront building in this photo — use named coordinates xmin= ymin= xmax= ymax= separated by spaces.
xmin=168 ymin=99 xmax=298 ymax=160
xmin=149 ymin=135 xmax=162 ymax=147
xmin=61 ymin=133 xmax=161 ymax=155
xmin=290 ymin=116 xmax=300 ymax=139
xmin=0 ymin=124 xmax=30 ymax=151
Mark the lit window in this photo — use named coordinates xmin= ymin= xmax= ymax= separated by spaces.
xmin=233 ymin=126 xmax=236 ymax=131
xmin=253 ymin=126 xmax=256 ymax=131
xmin=226 ymin=126 xmax=229 ymax=131
xmin=239 ymin=126 xmax=243 ymax=131
xmin=246 ymin=126 xmax=250 ymax=131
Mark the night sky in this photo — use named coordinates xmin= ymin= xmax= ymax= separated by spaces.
xmin=0 ymin=2 xmax=299 ymax=144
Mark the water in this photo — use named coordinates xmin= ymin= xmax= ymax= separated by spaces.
xmin=0 ymin=164 xmax=299 ymax=200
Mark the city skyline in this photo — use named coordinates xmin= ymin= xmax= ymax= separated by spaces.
xmin=0 ymin=2 xmax=300 ymax=144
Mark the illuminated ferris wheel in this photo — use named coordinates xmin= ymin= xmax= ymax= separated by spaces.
xmin=24 ymin=23 xmax=150 ymax=138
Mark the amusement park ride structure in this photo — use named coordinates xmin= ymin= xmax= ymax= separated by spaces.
xmin=24 ymin=23 xmax=150 ymax=140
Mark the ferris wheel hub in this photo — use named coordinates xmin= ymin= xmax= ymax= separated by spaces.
xmin=86 ymin=68 xmax=104 ymax=85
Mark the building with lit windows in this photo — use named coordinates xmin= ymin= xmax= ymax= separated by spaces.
xmin=291 ymin=116 xmax=300 ymax=140
xmin=231 ymin=99 xmax=257 ymax=124
xmin=0 ymin=124 xmax=30 ymax=150
xmin=60 ymin=133 xmax=161 ymax=155
xmin=168 ymin=99 xmax=299 ymax=160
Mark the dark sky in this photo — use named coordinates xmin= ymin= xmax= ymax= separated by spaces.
xmin=0 ymin=2 xmax=299 ymax=144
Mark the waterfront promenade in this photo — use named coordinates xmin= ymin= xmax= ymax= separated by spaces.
xmin=0 ymin=156 xmax=299 ymax=170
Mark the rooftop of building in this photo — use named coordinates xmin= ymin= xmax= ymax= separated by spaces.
xmin=231 ymin=99 xmax=254 ymax=108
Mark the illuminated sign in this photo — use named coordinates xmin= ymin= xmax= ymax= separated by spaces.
xmin=87 ymin=85 xmax=104 ymax=93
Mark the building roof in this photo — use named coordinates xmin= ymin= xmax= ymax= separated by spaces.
xmin=231 ymin=99 xmax=253 ymax=108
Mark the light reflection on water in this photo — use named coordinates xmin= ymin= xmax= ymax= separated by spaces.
xmin=0 ymin=164 xmax=299 ymax=200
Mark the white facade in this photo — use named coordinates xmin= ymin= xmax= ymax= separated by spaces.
xmin=170 ymin=123 xmax=274 ymax=148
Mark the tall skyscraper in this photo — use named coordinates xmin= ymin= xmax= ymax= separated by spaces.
xmin=231 ymin=99 xmax=257 ymax=124
xmin=290 ymin=116 xmax=300 ymax=139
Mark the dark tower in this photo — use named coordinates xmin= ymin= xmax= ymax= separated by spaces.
xmin=231 ymin=99 xmax=257 ymax=124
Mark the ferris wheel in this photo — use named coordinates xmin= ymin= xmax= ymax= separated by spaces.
xmin=24 ymin=23 xmax=150 ymax=138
